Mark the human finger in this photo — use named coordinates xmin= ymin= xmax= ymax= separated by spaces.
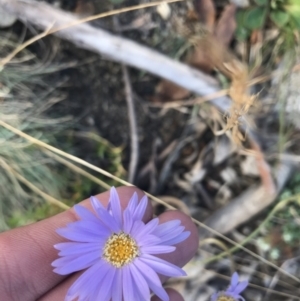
xmin=151 ymin=288 xmax=184 ymax=301
xmin=0 ymin=186 xmax=151 ymax=301
xmin=156 ymin=210 xmax=198 ymax=280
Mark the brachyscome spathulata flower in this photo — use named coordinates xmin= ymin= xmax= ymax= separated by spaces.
xmin=211 ymin=272 xmax=248 ymax=301
xmin=52 ymin=187 xmax=190 ymax=301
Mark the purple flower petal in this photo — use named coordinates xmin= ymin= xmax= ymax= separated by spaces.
xmin=90 ymin=196 xmax=106 ymax=212
xmin=96 ymin=263 xmax=116 ymax=301
xmin=135 ymin=259 xmax=169 ymax=301
xmin=162 ymin=231 xmax=190 ymax=245
xmin=153 ymin=220 xmax=181 ymax=236
xmin=52 ymin=250 xmax=99 ymax=274
xmin=141 ymin=245 xmax=175 ymax=254
xmin=66 ymin=260 xmax=106 ymax=300
xmin=111 ymin=269 xmax=123 ymax=301
xmin=158 ymin=225 xmax=184 ymax=241
xmin=135 ymin=218 xmax=159 ymax=240
xmin=73 ymin=205 xmax=100 ymax=224
xmin=109 ymin=187 xmax=122 ymax=227
xmin=230 ymin=272 xmax=239 ymax=289
xmin=234 ymin=280 xmax=249 ymax=294
xmin=123 ymin=209 xmax=133 ymax=234
xmin=127 ymin=192 xmax=138 ymax=214
xmin=129 ymin=263 xmax=150 ymax=301
xmin=133 ymin=195 xmax=148 ymax=221
xmin=55 ymin=242 xmax=103 ymax=256
xmin=140 ymin=254 xmax=186 ymax=277
xmin=123 ymin=266 xmax=135 ymax=301
xmin=66 ymin=220 xmax=110 ymax=237
xmin=138 ymin=234 xmax=161 ymax=247
xmin=211 ymin=272 xmax=248 ymax=301
xmin=210 ymin=292 xmax=219 ymax=301
xmin=93 ymin=205 xmax=120 ymax=233
xmin=130 ymin=220 xmax=145 ymax=238
xmin=56 ymin=228 xmax=101 ymax=243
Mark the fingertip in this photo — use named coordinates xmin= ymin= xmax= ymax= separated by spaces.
xmin=83 ymin=186 xmax=153 ymax=222
xmin=151 ymin=288 xmax=184 ymax=301
xmin=112 ymin=186 xmax=153 ymax=222
xmin=158 ymin=210 xmax=198 ymax=267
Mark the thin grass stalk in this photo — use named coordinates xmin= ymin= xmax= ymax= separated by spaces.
xmin=0 ymin=158 xmax=69 ymax=210
xmin=43 ymin=150 xmax=111 ymax=190
xmin=205 ymin=193 xmax=300 ymax=264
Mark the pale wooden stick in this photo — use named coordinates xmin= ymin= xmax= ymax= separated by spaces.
xmin=122 ymin=65 xmax=139 ymax=183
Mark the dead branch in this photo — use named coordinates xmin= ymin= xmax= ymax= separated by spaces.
xmin=122 ymin=65 xmax=138 ymax=184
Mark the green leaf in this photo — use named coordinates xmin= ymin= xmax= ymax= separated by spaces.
xmin=235 ymin=26 xmax=250 ymax=41
xmin=236 ymin=10 xmax=247 ymax=27
xmin=244 ymin=7 xmax=267 ymax=30
xmin=109 ymin=0 xmax=125 ymax=4
xmin=290 ymin=15 xmax=300 ymax=28
xmin=286 ymin=2 xmax=300 ymax=28
xmin=254 ymin=0 xmax=268 ymax=6
xmin=270 ymin=10 xmax=290 ymax=27
xmin=287 ymin=0 xmax=300 ymax=6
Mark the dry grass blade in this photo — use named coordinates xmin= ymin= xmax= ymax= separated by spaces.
xmin=205 ymin=193 xmax=300 ymax=264
xmin=122 ymin=65 xmax=138 ymax=184
xmin=149 ymin=89 xmax=228 ymax=109
xmin=0 ymin=120 xmax=300 ymax=286
xmin=0 ymin=159 xmax=69 ymax=210
xmin=43 ymin=150 xmax=111 ymax=190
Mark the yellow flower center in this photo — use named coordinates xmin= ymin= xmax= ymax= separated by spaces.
xmin=103 ymin=232 xmax=139 ymax=268
xmin=217 ymin=296 xmax=236 ymax=301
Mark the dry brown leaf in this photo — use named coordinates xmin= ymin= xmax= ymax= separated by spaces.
xmin=153 ymin=35 xmax=235 ymax=101
xmin=214 ymin=4 xmax=237 ymax=47
xmin=193 ymin=0 xmax=216 ymax=32
xmin=215 ymin=59 xmax=256 ymax=145
xmin=154 ymin=79 xmax=190 ymax=102
xmin=187 ymin=35 xmax=234 ymax=75
xmin=249 ymin=138 xmax=276 ymax=195
xmin=74 ymin=0 xmax=95 ymax=16
xmin=155 ymin=195 xmax=191 ymax=215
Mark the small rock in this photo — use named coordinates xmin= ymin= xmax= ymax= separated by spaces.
xmin=157 ymin=2 xmax=171 ymax=20
xmin=220 ymin=167 xmax=237 ymax=184
xmin=230 ymin=0 xmax=250 ymax=8
xmin=0 ymin=7 xmax=17 ymax=28
xmin=241 ymin=155 xmax=259 ymax=176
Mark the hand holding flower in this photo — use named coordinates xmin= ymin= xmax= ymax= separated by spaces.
xmin=0 ymin=186 xmax=198 ymax=301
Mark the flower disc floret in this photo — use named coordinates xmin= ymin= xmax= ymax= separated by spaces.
xmin=103 ymin=232 xmax=139 ymax=267
xmin=216 ymin=296 xmax=236 ymax=301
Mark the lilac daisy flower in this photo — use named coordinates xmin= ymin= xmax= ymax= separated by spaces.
xmin=52 ymin=187 xmax=190 ymax=301
xmin=211 ymin=272 xmax=248 ymax=301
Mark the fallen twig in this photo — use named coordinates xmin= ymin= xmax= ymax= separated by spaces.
xmin=122 ymin=65 xmax=139 ymax=184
